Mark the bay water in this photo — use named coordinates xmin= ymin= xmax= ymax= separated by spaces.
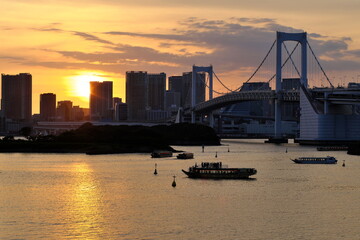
xmin=0 ymin=139 xmax=359 ymax=239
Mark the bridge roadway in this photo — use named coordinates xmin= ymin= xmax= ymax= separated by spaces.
xmin=192 ymin=90 xmax=299 ymax=113
xmin=192 ymin=88 xmax=360 ymax=114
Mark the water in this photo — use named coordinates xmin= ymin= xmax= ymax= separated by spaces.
xmin=0 ymin=139 xmax=359 ymax=240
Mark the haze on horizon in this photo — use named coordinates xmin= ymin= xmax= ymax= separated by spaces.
xmin=1 ymin=0 xmax=360 ymax=113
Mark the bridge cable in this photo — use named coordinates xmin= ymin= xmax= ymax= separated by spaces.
xmin=262 ymin=42 xmax=301 ymax=88
xmin=213 ymin=71 xmax=234 ymax=92
xmin=306 ymin=40 xmax=334 ymax=88
xmin=210 ymin=39 xmax=277 ymax=94
xmin=283 ymin=42 xmax=301 ymax=77
xmin=236 ymin=39 xmax=277 ymax=91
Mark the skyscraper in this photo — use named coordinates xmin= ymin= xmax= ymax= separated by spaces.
xmin=1 ymin=73 xmax=32 ymax=122
xmin=148 ymin=73 xmax=166 ymax=110
xmin=168 ymin=76 xmax=182 ymax=93
xmin=40 ymin=93 xmax=56 ymax=121
xmin=126 ymin=71 xmax=148 ymax=121
xmin=90 ymin=81 xmax=113 ymax=121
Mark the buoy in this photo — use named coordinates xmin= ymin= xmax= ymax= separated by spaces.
xmin=154 ymin=163 xmax=158 ymax=175
xmin=342 ymin=160 xmax=345 ymax=167
xmin=172 ymin=176 xmax=176 ymax=187
xmin=215 ymin=152 xmax=218 ymax=158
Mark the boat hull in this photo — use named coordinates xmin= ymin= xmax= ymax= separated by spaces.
xmin=176 ymin=153 xmax=194 ymax=159
xmin=292 ymin=160 xmax=337 ymax=164
xmin=182 ymin=168 xmax=256 ymax=179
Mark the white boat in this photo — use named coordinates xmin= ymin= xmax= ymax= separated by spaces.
xmin=291 ymin=156 xmax=337 ymax=164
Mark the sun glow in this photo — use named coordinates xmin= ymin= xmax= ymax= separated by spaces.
xmin=69 ymin=72 xmax=105 ymax=99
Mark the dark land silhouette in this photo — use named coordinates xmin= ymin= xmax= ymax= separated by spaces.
xmin=347 ymin=143 xmax=360 ymax=155
xmin=0 ymin=123 xmax=220 ymax=154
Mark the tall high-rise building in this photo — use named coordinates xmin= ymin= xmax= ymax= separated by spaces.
xmin=90 ymin=81 xmax=113 ymax=121
xmin=40 ymin=93 xmax=56 ymax=121
xmin=148 ymin=73 xmax=166 ymax=110
xmin=1 ymin=73 xmax=32 ymax=122
xmin=126 ymin=71 xmax=148 ymax=121
xmin=168 ymin=76 xmax=182 ymax=92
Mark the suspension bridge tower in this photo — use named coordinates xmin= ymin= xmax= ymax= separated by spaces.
xmin=274 ymin=32 xmax=307 ymax=140
xmin=191 ymin=65 xmax=213 ymax=124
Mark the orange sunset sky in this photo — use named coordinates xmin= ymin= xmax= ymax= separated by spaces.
xmin=1 ymin=0 xmax=360 ymax=113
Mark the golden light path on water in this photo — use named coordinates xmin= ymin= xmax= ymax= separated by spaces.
xmin=65 ymin=162 xmax=104 ymax=238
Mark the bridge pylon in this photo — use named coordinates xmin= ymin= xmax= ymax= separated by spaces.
xmin=191 ymin=65 xmax=213 ymax=124
xmin=274 ymin=32 xmax=307 ymax=139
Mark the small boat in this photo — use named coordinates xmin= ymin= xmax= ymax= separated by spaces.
xmin=151 ymin=150 xmax=173 ymax=158
xmin=182 ymin=162 xmax=257 ymax=179
xmin=176 ymin=152 xmax=194 ymax=159
xmin=291 ymin=156 xmax=337 ymax=164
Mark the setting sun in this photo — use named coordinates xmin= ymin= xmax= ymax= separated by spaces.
xmin=68 ymin=72 xmax=106 ymax=99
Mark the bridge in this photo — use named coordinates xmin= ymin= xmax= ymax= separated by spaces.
xmin=183 ymin=31 xmax=360 ymax=143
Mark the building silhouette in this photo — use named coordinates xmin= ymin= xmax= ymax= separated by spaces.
xmin=90 ymin=81 xmax=113 ymax=121
xmin=181 ymin=72 xmax=205 ymax=108
xmin=1 ymin=73 xmax=32 ymax=122
xmin=115 ymin=101 xmax=128 ymax=121
xmin=168 ymin=76 xmax=182 ymax=93
xmin=165 ymin=90 xmax=181 ymax=114
xmin=126 ymin=71 xmax=148 ymax=121
xmin=56 ymin=101 xmax=73 ymax=121
xmin=40 ymin=93 xmax=56 ymax=121
xmin=148 ymin=73 xmax=166 ymax=110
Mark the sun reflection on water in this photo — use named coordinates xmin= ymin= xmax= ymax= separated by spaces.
xmin=65 ymin=162 xmax=105 ymax=239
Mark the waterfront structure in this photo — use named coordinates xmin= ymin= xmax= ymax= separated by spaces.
xmin=1 ymin=73 xmax=32 ymax=122
xmin=126 ymin=71 xmax=148 ymax=121
xmin=298 ymin=86 xmax=360 ymax=144
xmin=148 ymin=73 xmax=166 ymax=110
xmin=90 ymin=81 xmax=113 ymax=121
xmin=40 ymin=93 xmax=56 ymax=121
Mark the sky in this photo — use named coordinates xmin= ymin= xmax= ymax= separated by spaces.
xmin=1 ymin=0 xmax=360 ymax=113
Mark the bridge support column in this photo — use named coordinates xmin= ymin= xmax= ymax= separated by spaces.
xmin=275 ymin=99 xmax=282 ymax=138
xmin=324 ymin=92 xmax=329 ymax=114
xmin=273 ymin=31 xmax=307 ymax=140
xmin=191 ymin=65 xmax=213 ymax=124
xmin=191 ymin=111 xmax=196 ymax=123
xmin=209 ymin=112 xmax=214 ymax=128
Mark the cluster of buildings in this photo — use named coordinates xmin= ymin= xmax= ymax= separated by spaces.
xmin=0 ymin=71 xmax=207 ymax=134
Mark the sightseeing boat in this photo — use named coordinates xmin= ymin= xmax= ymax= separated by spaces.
xmin=176 ymin=152 xmax=194 ymax=159
xmin=182 ymin=162 xmax=257 ymax=179
xmin=151 ymin=150 xmax=173 ymax=158
xmin=291 ymin=156 xmax=338 ymax=164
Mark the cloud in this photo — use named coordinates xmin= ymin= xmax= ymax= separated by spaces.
xmin=15 ymin=17 xmax=360 ymax=86
xmin=33 ymin=26 xmax=114 ymax=45
xmin=71 ymin=31 xmax=114 ymax=45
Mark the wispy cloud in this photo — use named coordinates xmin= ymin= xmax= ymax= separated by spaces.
xmin=13 ymin=17 xmax=360 ymax=82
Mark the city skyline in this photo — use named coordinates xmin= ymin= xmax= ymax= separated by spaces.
xmin=1 ymin=0 xmax=360 ymax=113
